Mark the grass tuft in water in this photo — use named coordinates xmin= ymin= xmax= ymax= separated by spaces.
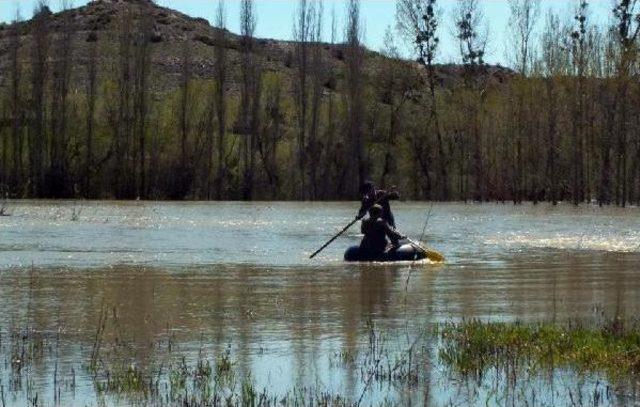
xmin=438 ymin=318 xmax=640 ymax=381
xmin=94 ymin=364 xmax=147 ymax=394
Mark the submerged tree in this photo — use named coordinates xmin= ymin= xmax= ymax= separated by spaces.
xmin=8 ymin=9 xmax=23 ymax=194
xmin=47 ymin=0 xmax=73 ymax=198
xmin=84 ymin=27 xmax=99 ymax=198
xmin=396 ymin=0 xmax=448 ymax=199
xmin=320 ymin=7 xmax=342 ymax=198
xmin=133 ymin=9 xmax=154 ymax=199
xmin=214 ymin=0 xmax=228 ymax=199
xmin=308 ymin=1 xmax=324 ymax=200
xmin=178 ymin=34 xmax=192 ymax=197
xmin=507 ymin=0 xmax=540 ymax=203
xmin=454 ymin=0 xmax=487 ymax=201
xmin=569 ymin=0 xmax=589 ymax=205
xmin=345 ymin=0 xmax=366 ymax=197
xmin=114 ymin=4 xmax=135 ymax=199
xmin=259 ymin=73 xmax=283 ymax=196
xmin=292 ymin=0 xmax=313 ymax=199
xmin=238 ymin=0 xmax=261 ymax=200
xmin=540 ymin=11 xmax=565 ymax=205
xmin=29 ymin=2 xmax=51 ymax=197
xmin=612 ymin=0 xmax=640 ymax=207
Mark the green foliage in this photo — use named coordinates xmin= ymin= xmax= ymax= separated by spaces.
xmin=439 ymin=319 xmax=640 ymax=381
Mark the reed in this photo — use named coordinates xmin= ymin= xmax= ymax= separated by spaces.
xmin=438 ymin=317 xmax=640 ymax=381
xmin=3 ymin=311 xmax=640 ymax=406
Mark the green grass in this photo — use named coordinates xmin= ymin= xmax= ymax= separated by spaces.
xmin=6 ymin=315 xmax=640 ymax=406
xmin=438 ymin=318 xmax=640 ymax=381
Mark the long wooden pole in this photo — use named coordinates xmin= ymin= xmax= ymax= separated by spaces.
xmin=309 ymin=216 xmax=361 ymax=259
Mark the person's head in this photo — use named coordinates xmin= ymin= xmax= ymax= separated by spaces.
xmin=368 ymin=204 xmax=383 ymax=219
xmin=360 ymin=181 xmax=374 ymax=196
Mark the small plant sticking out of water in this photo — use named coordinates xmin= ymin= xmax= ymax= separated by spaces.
xmin=70 ymin=206 xmax=82 ymax=221
xmin=216 ymin=346 xmax=234 ymax=378
xmin=169 ymin=357 xmax=189 ymax=392
xmin=0 ymin=186 xmax=10 ymax=216
xmin=94 ymin=364 xmax=146 ymax=395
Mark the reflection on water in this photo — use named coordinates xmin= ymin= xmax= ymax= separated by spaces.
xmin=1 ymin=201 xmax=640 ymax=405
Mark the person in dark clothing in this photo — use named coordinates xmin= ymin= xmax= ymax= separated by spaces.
xmin=360 ymin=204 xmax=405 ymax=258
xmin=357 ymin=181 xmax=400 ymax=228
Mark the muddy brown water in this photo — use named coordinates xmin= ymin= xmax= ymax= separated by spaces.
xmin=1 ymin=201 xmax=639 ymax=405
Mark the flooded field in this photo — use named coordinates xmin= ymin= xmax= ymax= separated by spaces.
xmin=1 ymin=201 xmax=640 ymax=406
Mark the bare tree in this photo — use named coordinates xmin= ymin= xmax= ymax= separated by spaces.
xmin=48 ymin=0 xmax=73 ymax=197
xmin=29 ymin=1 xmax=51 ymax=197
xmin=509 ymin=0 xmax=541 ymax=203
xmin=238 ymin=0 xmax=259 ymax=200
xmin=203 ymin=91 xmax=216 ymax=199
xmin=378 ymin=27 xmax=400 ymax=189
xmin=506 ymin=0 xmax=538 ymax=203
xmin=396 ymin=0 xmax=448 ymax=199
xmin=598 ymin=35 xmax=618 ymax=205
xmin=320 ymin=7 xmax=340 ymax=198
xmin=508 ymin=0 xmax=540 ymax=76
xmin=133 ymin=8 xmax=154 ymax=198
xmin=214 ymin=0 xmax=228 ymax=199
xmin=113 ymin=4 xmax=135 ymax=198
xmin=259 ymin=74 xmax=283 ymax=195
xmin=308 ymin=1 xmax=324 ymax=199
xmin=454 ymin=0 xmax=487 ymax=201
xmin=292 ymin=0 xmax=315 ymax=199
xmin=612 ymin=0 xmax=640 ymax=207
xmin=378 ymin=27 xmax=419 ymax=193
xmin=1 ymin=92 xmax=6 ymax=187
xmin=9 ymin=9 xmax=23 ymax=194
xmin=540 ymin=10 xmax=565 ymax=205
xmin=179 ymin=36 xmax=192 ymax=197
xmin=345 ymin=0 xmax=366 ymax=197
xmin=248 ymin=61 xmax=263 ymax=199
xmin=569 ymin=0 xmax=589 ymax=205
xmin=85 ymin=29 xmax=98 ymax=198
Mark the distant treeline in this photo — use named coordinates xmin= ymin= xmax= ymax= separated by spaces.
xmin=1 ymin=0 xmax=639 ymax=205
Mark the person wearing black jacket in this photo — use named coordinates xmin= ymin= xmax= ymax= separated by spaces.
xmin=357 ymin=181 xmax=400 ymax=228
xmin=359 ymin=204 xmax=405 ymax=257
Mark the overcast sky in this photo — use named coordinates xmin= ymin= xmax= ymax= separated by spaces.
xmin=0 ymin=0 xmax=613 ymax=66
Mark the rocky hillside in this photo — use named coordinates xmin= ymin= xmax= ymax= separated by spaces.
xmin=0 ymin=0 xmax=513 ymax=95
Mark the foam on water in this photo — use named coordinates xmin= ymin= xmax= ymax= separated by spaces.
xmin=484 ymin=232 xmax=640 ymax=253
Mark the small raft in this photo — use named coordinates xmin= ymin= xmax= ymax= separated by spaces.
xmin=344 ymin=243 xmax=430 ymax=262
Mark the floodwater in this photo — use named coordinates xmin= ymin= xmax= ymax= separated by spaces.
xmin=1 ymin=201 xmax=640 ymax=406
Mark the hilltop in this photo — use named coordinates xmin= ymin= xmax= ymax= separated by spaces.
xmin=0 ymin=0 xmax=513 ymax=94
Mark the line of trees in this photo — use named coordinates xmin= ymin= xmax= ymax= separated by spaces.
xmin=0 ymin=0 xmax=639 ymax=205
xmin=397 ymin=0 xmax=640 ymax=206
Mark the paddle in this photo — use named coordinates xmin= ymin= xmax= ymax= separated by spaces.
xmin=405 ymin=237 xmax=445 ymax=263
xmin=309 ymin=215 xmax=363 ymax=259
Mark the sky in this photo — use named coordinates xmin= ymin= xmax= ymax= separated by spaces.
xmin=0 ymin=0 xmax=613 ymax=66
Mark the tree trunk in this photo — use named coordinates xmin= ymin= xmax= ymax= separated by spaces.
xmin=85 ymin=35 xmax=98 ymax=198
xmin=9 ymin=16 xmax=22 ymax=194
xmin=29 ymin=8 xmax=50 ymax=197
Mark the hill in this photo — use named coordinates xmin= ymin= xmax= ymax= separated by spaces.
xmin=0 ymin=0 xmax=513 ymax=93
